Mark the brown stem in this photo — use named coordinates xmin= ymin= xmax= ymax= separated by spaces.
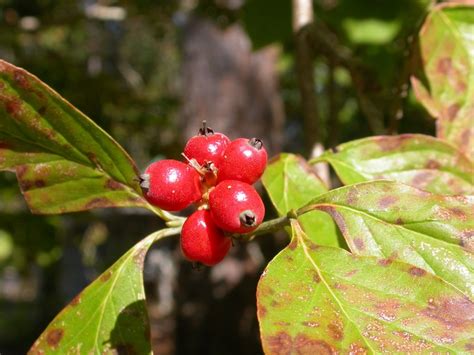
xmin=293 ymin=0 xmax=320 ymax=151
xmin=307 ymin=22 xmax=385 ymax=135
xmin=387 ymin=31 xmax=422 ymax=134
xmin=327 ymin=58 xmax=339 ymax=147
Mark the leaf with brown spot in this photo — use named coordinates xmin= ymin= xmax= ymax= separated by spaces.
xmin=301 ymin=181 xmax=474 ymax=299
xmin=29 ymin=228 xmax=178 ymax=354
xmin=262 ymin=153 xmax=341 ymax=247
xmin=257 ymin=220 xmax=474 ymax=354
xmin=0 ymin=60 xmax=162 ymax=215
xmin=412 ymin=3 xmax=474 ymax=159
xmin=315 ymin=134 xmax=473 ymax=195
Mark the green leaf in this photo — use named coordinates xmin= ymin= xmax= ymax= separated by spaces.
xmin=0 ymin=60 xmax=150 ymax=214
xmin=301 ymin=180 xmax=474 ymax=299
xmin=342 ymin=18 xmax=401 ymax=45
xmin=29 ymin=228 xmax=179 ymax=354
xmin=412 ymin=3 xmax=474 ymax=160
xmin=315 ymin=134 xmax=474 ymax=195
xmin=257 ymin=220 xmax=474 ymax=353
xmin=262 ymin=153 xmax=341 ymax=248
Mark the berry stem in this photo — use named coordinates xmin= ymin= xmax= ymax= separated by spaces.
xmin=231 ymin=207 xmax=316 ymax=241
xmin=148 ymin=226 xmax=182 ymax=243
xmin=145 ymin=202 xmax=186 ymax=223
xmin=248 ymin=137 xmax=263 ymax=150
xmin=198 ymin=120 xmax=214 ymax=136
xmin=307 ymin=156 xmax=326 ymax=165
xmin=231 ymin=215 xmax=290 ymax=241
xmin=166 ymin=217 xmax=187 ymax=228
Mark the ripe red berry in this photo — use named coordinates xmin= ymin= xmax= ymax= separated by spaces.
xmin=181 ymin=210 xmax=231 ymax=266
xmin=141 ymin=160 xmax=202 ymax=211
xmin=209 ymin=180 xmax=265 ymax=234
xmin=217 ymin=138 xmax=267 ymax=184
xmin=184 ymin=123 xmax=230 ymax=166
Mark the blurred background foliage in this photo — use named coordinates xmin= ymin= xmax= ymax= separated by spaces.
xmin=0 ymin=0 xmax=438 ymax=353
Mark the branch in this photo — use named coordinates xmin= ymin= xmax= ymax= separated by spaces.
xmin=327 ymin=58 xmax=339 ymax=147
xmin=292 ymin=0 xmax=321 ymax=151
xmin=308 ymin=22 xmax=386 ymax=135
xmin=231 ymin=215 xmax=290 ymax=242
xmin=387 ymin=29 xmax=423 ymax=134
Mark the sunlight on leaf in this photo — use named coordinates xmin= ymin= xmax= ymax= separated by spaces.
xmin=0 ymin=60 xmax=158 ymax=215
xmin=342 ymin=18 xmax=401 ymax=45
xmin=262 ymin=153 xmax=341 ymax=247
xmin=315 ymin=134 xmax=474 ymax=195
xmin=257 ymin=220 xmax=474 ymax=353
xmin=412 ymin=3 xmax=474 ymax=159
xmin=303 ymin=180 xmax=474 ymax=299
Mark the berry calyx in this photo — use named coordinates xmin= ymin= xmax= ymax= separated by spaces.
xmin=183 ymin=121 xmax=230 ymax=167
xmin=217 ymin=138 xmax=267 ymax=184
xmin=141 ymin=159 xmax=202 ymax=211
xmin=209 ymin=180 xmax=265 ymax=233
xmin=181 ymin=210 xmax=231 ymax=266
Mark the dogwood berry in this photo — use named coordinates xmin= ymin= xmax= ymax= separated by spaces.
xmin=209 ymin=180 xmax=265 ymax=233
xmin=181 ymin=210 xmax=231 ymax=266
xmin=141 ymin=160 xmax=202 ymax=211
xmin=217 ymin=138 xmax=267 ymax=184
xmin=184 ymin=122 xmax=230 ymax=167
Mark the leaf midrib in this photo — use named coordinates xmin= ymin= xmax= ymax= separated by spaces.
xmin=299 ymin=237 xmax=463 ymax=352
xmin=296 ymin=224 xmax=376 ymax=353
xmin=59 ymin=239 xmax=151 ymax=353
xmin=311 ymin=203 xmax=474 ymax=299
xmin=0 ymin=71 xmax=133 ymax=186
xmin=313 ymin=202 xmax=468 ymax=250
xmin=326 ymin=152 xmax=473 ymax=185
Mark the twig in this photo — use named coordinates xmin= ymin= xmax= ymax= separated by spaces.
xmin=387 ymin=26 xmax=424 ymax=134
xmin=308 ymin=22 xmax=385 ymax=135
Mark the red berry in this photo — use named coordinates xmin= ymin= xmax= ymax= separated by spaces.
xmin=181 ymin=210 xmax=231 ymax=266
xmin=209 ymin=180 xmax=265 ymax=233
xmin=217 ymin=138 xmax=267 ymax=184
xmin=184 ymin=126 xmax=230 ymax=166
xmin=141 ymin=160 xmax=202 ymax=211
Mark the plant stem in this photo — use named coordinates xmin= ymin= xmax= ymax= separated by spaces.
xmin=293 ymin=0 xmax=320 ymax=152
xmin=232 ymin=215 xmax=291 ymax=241
xmin=308 ymin=155 xmax=327 ymax=165
xmin=307 ymin=22 xmax=385 ymax=135
xmin=150 ymin=226 xmax=182 ymax=242
xmin=327 ymin=58 xmax=339 ymax=147
xmin=166 ymin=217 xmax=186 ymax=228
xmin=146 ymin=203 xmax=184 ymax=223
xmin=232 ymin=202 xmax=330 ymax=241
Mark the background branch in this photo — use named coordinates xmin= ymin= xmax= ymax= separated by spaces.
xmin=308 ymin=22 xmax=386 ymax=135
xmin=292 ymin=0 xmax=321 ymax=151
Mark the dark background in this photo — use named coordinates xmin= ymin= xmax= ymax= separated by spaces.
xmin=0 ymin=0 xmax=437 ymax=353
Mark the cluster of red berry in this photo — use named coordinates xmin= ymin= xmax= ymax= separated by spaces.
xmin=140 ymin=123 xmax=267 ymax=266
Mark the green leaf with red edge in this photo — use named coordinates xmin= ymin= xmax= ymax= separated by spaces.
xmin=0 ymin=60 xmax=151 ymax=214
xmin=257 ymin=220 xmax=474 ymax=354
xmin=411 ymin=3 xmax=474 ymax=160
xmin=315 ymin=134 xmax=473 ymax=195
xmin=262 ymin=153 xmax=342 ymax=248
xmin=300 ymin=180 xmax=474 ymax=300
xmin=29 ymin=228 xmax=178 ymax=354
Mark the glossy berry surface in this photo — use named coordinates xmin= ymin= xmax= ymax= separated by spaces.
xmin=142 ymin=160 xmax=202 ymax=211
xmin=217 ymin=138 xmax=267 ymax=184
xmin=181 ymin=210 xmax=231 ymax=266
xmin=209 ymin=180 xmax=265 ymax=234
xmin=184 ymin=132 xmax=230 ymax=166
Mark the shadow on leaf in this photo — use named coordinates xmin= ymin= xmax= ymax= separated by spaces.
xmin=107 ymin=300 xmax=151 ymax=354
